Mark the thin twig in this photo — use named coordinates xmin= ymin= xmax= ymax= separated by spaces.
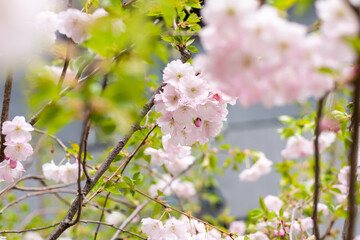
xmin=0 ymin=175 xmax=44 ymax=197
xmin=0 ymin=189 xmax=77 ymax=214
xmin=0 ymin=222 xmax=61 ymax=234
xmin=94 ymin=192 xmax=110 ymax=240
xmin=33 ymin=129 xmax=68 ymax=152
xmin=313 ymin=96 xmax=325 ymax=240
xmin=79 ymin=220 xmax=147 ymax=239
xmin=13 ymin=183 xmax=74 ymax=192
xmin=0 ymin=69 xmax=13 ymax=162
xmin=320 ymin=218 xmax=336 ymax=240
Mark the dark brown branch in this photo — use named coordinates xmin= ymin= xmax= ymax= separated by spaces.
xmin=345 ymin=58 xmax=360 ymax=240
xmin=48 ymin=83 xmax=165 ymax=239
xmin=70 ymin=113 xmax=91 ymax=226
xmin=94 ymin=192 xmax=110 ymax=240
xmin=343 ymin=3 xmax=360 ymax=240
xmin=313 ymin=97 xmax=325 ymax=240
xmin=0 ymin=69 xmax=13 ymax=162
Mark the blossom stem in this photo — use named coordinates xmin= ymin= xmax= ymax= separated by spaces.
xmin=0 ymin=69 xmax=13 ymax=162
xmin=313 ymin=96 xmax=326 ymax=240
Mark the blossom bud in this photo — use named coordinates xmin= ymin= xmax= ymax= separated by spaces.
xmin=280 ymin=229 xmax=286 ymax=238
xmin=194 ymin=117 xmax=202 ymax=127
xmin=274 ymin=230 xmax=279 ymax=237
xmin=10 ymin=160 xmax=17 ymax=169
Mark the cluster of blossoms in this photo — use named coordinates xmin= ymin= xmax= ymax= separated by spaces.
xmin=155 ymin=60 xmax=233 ymax=146
xmin=145 ymin=134 xmax=195 ymax=172
xmin=42 ymin=160 xmax=80 ymax=184
xmin=333 ymin=164 xmax=360 ymax=203
xmin=281 ymin=131 xmax=336 ymax=159
xmin=239 ymin=155 xmax=273 ymax=182
xmin=196 ymin=0 xmax=357 ymax=107
xmin=141 ymin=217 xmax=251 ymax=240
xmin=0 ymin=116 xmax=33 ymax=183
xmin=257 ymin=195 xmax=330 ymax=238
xmin=149 ymin=174 xmax=196 ymax=199
xmin=0 ymin=0 xmax=107 ymax=62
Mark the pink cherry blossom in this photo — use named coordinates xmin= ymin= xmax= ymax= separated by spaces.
xmin=4 ymin=141 xmax=33 ymax=162
xmin=155 ymin=60 xmax=230 ymax=146
xmin=281 ymin=136 xmax=314 ymax=159
xmin=0 ymin=160 xmax=25 ymax=183
xmin=2 ymin=116 xmax=34 ymax=143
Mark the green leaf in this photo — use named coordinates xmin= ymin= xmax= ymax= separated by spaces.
xmin=152 ymin=203 xmax=163 ymax=217
xmin=259 ymin=196 xmax=267 ymax=212
xmin=187 ymin=45 xmax=198 ymax=53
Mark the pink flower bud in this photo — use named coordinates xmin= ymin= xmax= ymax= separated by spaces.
xmin=10 ymin=160 xmax=17 ymax=169
xmin=194 ymin=117 xmax=202 ymax=128
xmin=274 ymin=230 xmax=279 ymax=237
xmin=280 ymin=229 xmax=286 ymax=238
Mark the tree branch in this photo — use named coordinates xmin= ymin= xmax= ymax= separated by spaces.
xmin=0 ymin=69 xmax=13 ymax=162
xmin=313 ymin=96 xmax=325 ymax=240
xmin=47 ymin=83 xmax=165 ymax=239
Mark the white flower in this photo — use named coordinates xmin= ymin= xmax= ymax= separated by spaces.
xmin=318 ymin=131 xmax=336 ymax=152
xmin=264 ymin=195 xmax=283 ymax=212
xmin=229 ymin=221 xmax=246 ymax=235
xmin=252 ymin=157 xmax=272 ymax=175
xmin=57 ymin=8 xmax=90 ymax=43
xmin=338 ymin=166 xmax=350 ymax=186
xmin=317 ymin=203 xmax=329 ymax=215
xmin=239 ymin=167 xmax=261 ymax=182
xmin=141 ymin=218 xmax=165 ymax=239
xmin=105 ymin=211 xmax=125 ymax=225
xmin=281 ymin=136 xmax=313 ymax=159
xmin=42 ymin=160 xmax=61 ymax=183
xmin=58 ymin=162 xmax=79 ymax=184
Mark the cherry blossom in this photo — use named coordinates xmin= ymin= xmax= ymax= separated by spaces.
xmin=196 ymin=0 xmax=357 ymax=107
xmin=2 ymin=116 xmax=34 ymax=143
xmin=57 ymin=9 xmax=90 ymax=44
xmin=239 ymin=156 xmax=273 ymax=182
xmin=42 ymin=160 xmax=62 ymax=183
xmin=281 ymin=136 xmax=314 ymax=159
xmin=148 ymin=174 xmax=195 ymax=199
xmin=105 ymin=212 xmax=125 ymax=225
xmin=141 ymin=218 xmax=165 ymax=239
xmin=155 ymin=60 xmax=231 ymax=146
xmin=42 ymin=161 xmax=80 ymax=184
xmin=264 ymin=195 xmax=283 ymax=212
xmin=145 ymin=134 xmax=195 ymax=172
xmin=229 ymin=221 xmax=246 ymax=236
xmin=0 ymin=160 xmax=25 ymax=183
xmin=4 ymin=141 xmax=33 ymax=162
